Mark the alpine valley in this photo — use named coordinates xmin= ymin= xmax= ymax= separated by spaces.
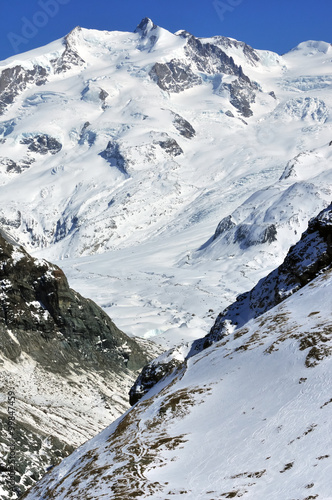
xmin=0 ymin=17 xmax=331 ymax=499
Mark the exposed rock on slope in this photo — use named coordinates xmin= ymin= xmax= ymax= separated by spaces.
xmin=0 ymin=27 xmax=85 ymax=116
xmin=206 ymin=202 xmax=332 ymax=345
xmin=130 ymin=203 xmax=332 ymax=403
xmin=0 ymin=65 xmax=47 ymax=115
xmin=0 ymin=229 xmax=160 ymax=498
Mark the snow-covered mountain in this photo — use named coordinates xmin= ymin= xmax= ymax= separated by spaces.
xmin=21 ymin=206 xmax=332 ymax=499
xmin=0 ymin=19 xmax=331 ymax=346
xmin=0 ymin=17 xmax=332 ymax=498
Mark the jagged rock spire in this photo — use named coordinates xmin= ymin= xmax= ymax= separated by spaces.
xmin=134 ymin=17 xmax=157 ymax=37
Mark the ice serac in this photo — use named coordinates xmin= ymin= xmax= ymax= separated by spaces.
xmin=0 ymin=229 xmax=159 ymax=498
xmin=129 ymin=203 xmax=332 ymax=403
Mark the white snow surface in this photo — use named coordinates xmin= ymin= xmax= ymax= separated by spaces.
xmin=0 ymin=21 xmax=331 ymax=349
xmin=23 ymin=267 xmax=332 ymax=499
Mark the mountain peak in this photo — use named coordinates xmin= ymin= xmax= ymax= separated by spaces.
xmin=288 ymin=40 xmax=332 ymax=55
xmin=134 ymin=17 xmax=158 ymax=37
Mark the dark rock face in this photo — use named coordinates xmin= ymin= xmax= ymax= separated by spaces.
xmin=0 ymin=231 xmax=148 ymax=372
xmin=0 ymin=65 xmax=47 ymax=115
xmin=213 ymin=215 xmax=236 ymax=240
xmin=50 ymin=28 xmax=85 ymax=74
xmin=209 ymin=36 xmax=260 ymax=67
xmin=171 ymin=111 xmax=196 ymax=139
xmin=134 ymin=17 xmax=158 ymax=37
xmin=185 ymin=35 xmax=251 ymax=81
xmin=0 ymin=28 xmax=84 ymax=117
xmin=129 ymin=356 xmax=183 ymax=405
xmin=149 ymin=32 xmax=258 ymax=117
xmin=99 ymin=141 xmax=128 ymax=175
xmin=220 ymin=78 xmax=257 ymax=117
xmin=0 ymin=229 xmax=156 ymax=497
xmin=134 ymin=18 xmax=159 ymax=51
xmin=261 ymin=224 xmax=278 ymax=244
xmin=233 ymin=223 xmax=277 ymax=248
xmin=157 ymin=136 xmax=183 ymax=157
xmin=150 ymin=60 xmax=202 ymax=93
xmin=0 ymin=156 xmax=35 ymax=174
xmin=20 ymin=135 xmax=62 ymax=155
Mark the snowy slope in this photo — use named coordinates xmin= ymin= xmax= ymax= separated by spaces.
xmin=22 ymin=260 xmax=332 ymax=499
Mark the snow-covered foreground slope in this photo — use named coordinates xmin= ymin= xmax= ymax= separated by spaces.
xmin=0 ymin=20 xmax=331 ymax=345
xmin=22 ymin=263 xmax=332 ymax=499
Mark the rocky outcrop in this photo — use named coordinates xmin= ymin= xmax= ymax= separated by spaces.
xmin=233 ymin=222 xmax=277 ymax=248
xmin=213 ymin=214 xmax=236 ymax=240
xmin=134 ymin=17 xmax=158 ymax=38
xmin=149 ymin=30 xmax=258 ymax=116
xmin=184 ymin=35 xmax=251 ymax=80
xmin=221 ymin=77 xmax=257 ymax=117
xmin=149 ymin=60 xmax=202 ymax=93
xmin=0 ymin=156 xmax=36 ymax=175
xmin=20 ymin=135 xmax=62 ymax=155
xmin=0 ymin=28 xmax=84 ymax=117
xmin=0 ymin=229 xmax=158 ymax=498
xmin=0 ymin=230 xmax=149 ymax=371
xmin=156 ymin=136 xmax=183 ymax=157
xmin=0 ymin=65 xmax=47 ymax=115
xmin=210 ymin=35 xmax=261 ymax=66
xmin=134 ymin=17 xmax=159 ymax=51
xmin=99 ymin=141 xmax=128 ymax=175
xmin=50 ymin=28 xmax=85 ymax=74
xmin=171 ymin=111 xmax=196 ymax=139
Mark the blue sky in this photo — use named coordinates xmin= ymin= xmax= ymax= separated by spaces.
xmin=1 ymin=0 xmax=331 ymax=61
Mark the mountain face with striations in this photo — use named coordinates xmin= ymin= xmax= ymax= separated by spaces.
xmin=22 ymin=205 xmax=332 ymax=499
xmin=0 ymin=229 xmax=160 ymax=499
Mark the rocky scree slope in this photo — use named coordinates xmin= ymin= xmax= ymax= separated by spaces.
xmin=130 ymin=202 xmax=332 ymax=404
xmin=0 ymin=229 xmax=159 ymax=499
